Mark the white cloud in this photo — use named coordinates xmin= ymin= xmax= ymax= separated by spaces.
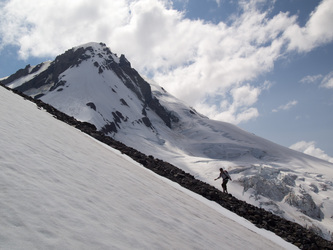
xmin=272 ymin=100 xmax=298 ymax=112
xmin=299 ymin=70 xmax=333 ymax=89
xmin=0 ymin=0 xmax=332 ymax=124
xmin=284 ymin=0 xmax=333 ymax=52
xmin=321 ymin=71 xmax=333 ymax=89
xmin=299 ymin=74 xmax=323 ymax=84
xmin=290 ymin=141 xmax=333 ymax=163
xmin=0 ymin=0 xmax=131 ymax=58
xmin=195 ymin=83 xmax=266 ymax=124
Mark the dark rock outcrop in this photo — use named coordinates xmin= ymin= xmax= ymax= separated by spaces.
xmin=108 ymin=52 xmax=174 ymax=128
xmin=86 ymin=102 xmax=97 ymax=111
xmin=1 ymin=64 xmax=31 ymax=85
xmin=11 ymin=47 xmax=88 ymax=93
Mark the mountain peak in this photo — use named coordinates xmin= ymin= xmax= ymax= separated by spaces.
xmin=2 ymin=42 xmax=175 ymax=131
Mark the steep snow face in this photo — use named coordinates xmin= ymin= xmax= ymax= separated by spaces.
xmin=40 ymin=55 xmax=146 ymax=131
xmin=0 ymin=87 xmax=298 ymax=249
xmin=1 ymin=42 xmax=333 ymax=240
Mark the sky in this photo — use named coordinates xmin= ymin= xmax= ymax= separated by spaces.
xmin=0 ymin=0 xmax=332 ymax=161
xmin=0 ymin=86 xmax=297 ymax=249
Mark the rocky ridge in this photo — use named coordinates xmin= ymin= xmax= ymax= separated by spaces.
xmin=2 ymin=84 xmax=332 ymax=250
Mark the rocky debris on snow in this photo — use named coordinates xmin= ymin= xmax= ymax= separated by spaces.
xmin=86 ymin=102 xmax=96 ymax=111
xmin=1 ymin=84 xmax=332 ymax=250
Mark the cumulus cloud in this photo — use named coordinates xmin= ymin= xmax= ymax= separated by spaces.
xmin=272 ymin=100 xmax=298 ymax=112
xmin=284 ymin=0 xmax=333 ymax=52
xmin=290 ymin=141 xmax=333 ymax=163
xmin=195 ymin=84 xmax=263 ymax=124
xmin=0 ymin=0 xmax=131 ymax=58
xmin=0 ymin=0 xmax=332 ymax=124
xmin=299 ymin=70 xmax=333 ymax=89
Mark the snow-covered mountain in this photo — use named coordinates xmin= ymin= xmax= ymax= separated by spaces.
xmin=1 ymin=42 xmax=333 ymax=240
xmin=0 ymin=86 xmax=299 ymax=249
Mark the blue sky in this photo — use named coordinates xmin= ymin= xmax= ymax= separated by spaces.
xmin=0 ymin=0 xmax=332 ymax=162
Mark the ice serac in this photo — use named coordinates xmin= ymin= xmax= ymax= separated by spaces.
xmin=1 ymin=42 xmax=333 ymax=241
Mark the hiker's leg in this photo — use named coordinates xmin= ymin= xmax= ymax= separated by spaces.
xmin=222 ymin=181 xmax=226 ymax=192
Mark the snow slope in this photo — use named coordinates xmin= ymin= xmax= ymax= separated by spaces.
xmin=149 ymin=83 xmax=333 ymax=241
xmin=0 ymin=86 xmax=299 ymax=249
xmin=2 ymin=42 xmax=333 ymax=240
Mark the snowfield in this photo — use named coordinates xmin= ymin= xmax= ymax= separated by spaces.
xmin=0 ymin=86 xmax=298 ymax=249
xmin=2 ymin=42 xmax=333 ymax=241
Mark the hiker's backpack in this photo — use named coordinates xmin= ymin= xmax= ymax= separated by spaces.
xmin=224 ymin=171 xmax=231 ymax=180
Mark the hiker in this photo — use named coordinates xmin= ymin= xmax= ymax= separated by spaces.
xmin=214 ymin=168 xmax=232 ymax=193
